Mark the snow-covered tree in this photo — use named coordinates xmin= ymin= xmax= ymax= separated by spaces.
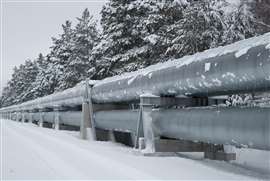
xmin=222 ymin=0 xmax=257 ymax=45
xmin=252 ymin=0 xmax=270 ymax=34
xmin=50 ymin=20 xmax=75 ymax=91
xmin=0 ymin=60 xmax=39 ymax=106
xmin=164 ymin=0 xmax=258 ymax=59
xmin=69 ymin=8 xmax=99 ymax=81
xmin=93 ymin=0 xmax=186 ymax=78
xmin=29 ymin=54 xmax=58 ymax=98
xmin=50 ymin=9 xmax=99 ymax=91
xmin=91 ymin=0 xmax=141 ymax=78
xmin=165 ymin=0 xmax=225 ymax=58
xmin=0 ymin=84 xmax=16 ymax=107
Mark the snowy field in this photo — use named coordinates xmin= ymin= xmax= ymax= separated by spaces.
xmin=1 ymin=119 xmax=269 ymax=180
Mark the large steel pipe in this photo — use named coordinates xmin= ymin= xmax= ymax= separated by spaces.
xmin=15 ymin=106 xmax=270 ymax=150
xmin=92 ymin=38 xmax=270 ymax=103
xmin=29 ymin=111 xmax=136 ymax=131
xmin=93 ymin=107 xmax=270 ymax=150
xmin=153 ymin=107 xmax=270 ymax=151
xmin=31 ymin=111 xmax=82 ymax=126
xmin=94 ymin=110 xmax=138 ymax=133
xmin=10 ymin=85 xmax=84 ymax=111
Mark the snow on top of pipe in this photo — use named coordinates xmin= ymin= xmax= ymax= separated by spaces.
xmin=95 ymin=32 xmax=270 ymax=87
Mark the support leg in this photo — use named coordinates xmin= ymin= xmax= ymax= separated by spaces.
xmin=29 ymin=113 xmax=33 ymax=124
xmin=81 ymin=102 xmax=90 ymax=139
xmin=54 ymin=110 xmax=60 ymax=130
xmin=39 ymin=112 xmax=44 ymax=127
xmin=22 ymin=113 xmax=25 ymax=123
xmin=16 ymin=112 xmax=19 ymax=122
xmin=141 ymin=103 xmax=156 ymax=153
xmin=80 ymin=79 xmax=96 ymax=140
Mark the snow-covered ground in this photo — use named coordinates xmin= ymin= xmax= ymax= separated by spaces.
xmin=1 ymin=119 xmax=269 ymax=180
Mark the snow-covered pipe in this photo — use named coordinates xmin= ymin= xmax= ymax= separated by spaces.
xmin=92 ymin=33 xmax=270 ymax=103
xmin=1 ymin=33 xmax=270 ymax=112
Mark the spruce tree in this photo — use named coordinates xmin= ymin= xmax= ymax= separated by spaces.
xmin=50 ymin=20 xmax=75 ymax=91
xmin=71 ymin=8 xmax=99 ymax=80
xmin=93 ymin=0 xmax=186 ymax=78
xmin=30 ymin=53 xmax=57 ymax=98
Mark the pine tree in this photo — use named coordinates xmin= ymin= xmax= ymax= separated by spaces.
xmin=165 ymin=0 xmax=258 ymax=59
xmin=71 ymin=8 xmax=99 ymax=80
xmin=165 ymin=0 xmax=226 ymax=58
xmin=222 ymin=0 xmax=257 ymax=45
xmin=50 ymin=20 xmax=75 ymax=91
xmin=1 ymin=60 xmax=39 ymax=105
xmin=93 ymin=0 xmax=186 ymax=78
xmin=50 ymin=11 xmax=99 ymax=91
xmin=18 ymin=60 xmax=39 ymax=102
xmin=252 ymin=0 xmax=270 ymax=34
xmin=92 ymin=0 xmax=140 ymax=78
xmin=0 ymin=84 xmax=15 ymax=107
xmin=30 ymin=53 xmax=57 ymax=98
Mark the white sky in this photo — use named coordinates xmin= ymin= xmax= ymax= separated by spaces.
xmin=1 ymin=0 xmax=107 ymax=95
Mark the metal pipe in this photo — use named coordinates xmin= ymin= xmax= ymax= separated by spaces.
xmin=93 ymin=107 xmax=270 ymax=150
xmin=92 ymin=44 xmax=270 ymax=103
xmin=24 ymin=107 xmax=270 ymax=150
xmin=153 ymin=107 xmax=270 ymax=151
xmin=94 ymin=110 xmax=138 ymax=133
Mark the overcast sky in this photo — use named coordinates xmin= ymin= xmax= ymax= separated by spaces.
xmin=1 ymin=0 xmax=107 ymax=94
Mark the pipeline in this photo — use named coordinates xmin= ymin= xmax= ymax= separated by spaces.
xmin=1 ymin=33 xmax=270 ymax=112
xmin=8 ymin=106 xmax=270 ymax=150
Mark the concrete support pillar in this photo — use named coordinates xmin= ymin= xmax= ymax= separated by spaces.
xmin=81 ymin=102 xmax=90 ymax=139
xmin=140 ymin=95 xmax=157 ymax=153
xmin=21 ymin=112 xmax=25 ymax=123
xmin=39 ymin=111 xmax=44 ymax=127
xmin=80 ymin=79 xmax=96 ymax=140
xmin=142 ymin=105 xmax=156 ymax=153
xmin=134 ymin=106 xmax=143 ymax=149
xmin=88 ymin=86 xmax=96 ymax=141
xmin=16 ymin=112 xmax=20 ymax=122
xmin=54 ymin=108 xmax=60 ymax=130
xmin=29 ymin=113 xmax=33 ymax=124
